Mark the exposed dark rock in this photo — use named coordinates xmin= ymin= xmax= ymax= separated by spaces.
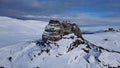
xmin=108 ymin=28 xmax=115 ymax=31
xmin=42 ymin=20 xmax=83 ymax=42
xmin=104 ymin=28 xmax=119 ymax=32
xmin=67 ymin=39 xmax=84 ymax=52
xmin=82 ymin=48 xmax=89 ymax=53
xmin=104 ymin=38 xmax=108 ymax=41
xmin=42 ymin=20 xmax=63 ymax=42
xmin=109 ymin=66 xmax=120 ymax=68
xmin=8 ymin=57 xmax=12 ymax=62
xmin=36 ymin=66 xmax=39 ymax=68
xmin=62 ymin=21 xmax=72 ymax=35
xmin=58 ymin=53 xmax=62 ymax=56
xmin=70 ymin=36 xmax=74 ymax=39
xmin=71 ymin=23 xmax=83 ymax=39
xmin=0 ymin=66 xmax=4 ymax=68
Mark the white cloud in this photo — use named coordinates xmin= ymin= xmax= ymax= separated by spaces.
xmin=25 ymin=14 xmax=120 ymax=25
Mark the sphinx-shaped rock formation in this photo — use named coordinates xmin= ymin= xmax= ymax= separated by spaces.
xmin=42 ymin=20 xmax=83 ymax=42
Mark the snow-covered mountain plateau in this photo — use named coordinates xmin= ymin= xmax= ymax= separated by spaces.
xmin=0 ymin=16 xmax=120 ymax=68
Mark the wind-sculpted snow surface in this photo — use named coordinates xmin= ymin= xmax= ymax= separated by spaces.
xmin=0 ymin=33 xmax=120 ymax=68
xmin=0 ymin=16 xmax=48 ymax=48
xmin=83 ymin=32 xmax=120 ymax=52
xmin=0 ymin=17 xmax=120 ymax=68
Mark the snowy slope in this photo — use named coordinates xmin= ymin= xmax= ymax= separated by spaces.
xmin=0 ymin=16 xmax=120 ymax=68
xmin=83 ymin=32 xmax=120 ymax=52
xmin=0 ymin=16 xmax=48 ymax=48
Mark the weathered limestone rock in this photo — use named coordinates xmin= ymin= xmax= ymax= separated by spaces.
xmin=71 ymin=23 xmax=83 ymax=39
xmin=42 ymin=20 xmax=83 ymax=42
xmin=42 ymin=20 xmax=63 ymax=42
xmin=62 ymin=22 xmax=72 ymax=35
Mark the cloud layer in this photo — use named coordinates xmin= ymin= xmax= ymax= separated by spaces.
xmin=0 ymin=0 xmax=120 ymax=25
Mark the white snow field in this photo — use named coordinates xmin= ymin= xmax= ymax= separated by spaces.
xmin=0 ymin=16 xmax=48 ymax=48
xmin=0 ymin=16 xmax=120 ymax=68
xmin=83 ymin=32 xmax=120 ymax=52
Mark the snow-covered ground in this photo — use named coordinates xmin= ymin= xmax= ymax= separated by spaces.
xmin=83 ymin=32 xmax=120 ymax=52
xmin=0 ymin=16 xmax=120 ymax=68
xmin=0 ymin=16 xmax=48 ymax=48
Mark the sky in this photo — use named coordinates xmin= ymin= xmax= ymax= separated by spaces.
xmin=0 ymin=0 xmax=120 ymax=26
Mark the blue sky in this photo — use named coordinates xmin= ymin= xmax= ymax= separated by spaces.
xmin=0 ymin=0 xmax=120 ymax=25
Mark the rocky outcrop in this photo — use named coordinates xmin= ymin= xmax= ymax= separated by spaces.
xmin=42 ymin=20 xmax=83 ymax=42
xmin=38 ymin=30 xmax=120 ymax=68
xmin=62 ymin=21 xmax=72 ymax=35
xmin=71 ymin=23 xmax=83 ymax=39
xmin=42 ymin=20 xmax=63 ymax=42
xmin=37 ymin=20 xmax=120 ymax=68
